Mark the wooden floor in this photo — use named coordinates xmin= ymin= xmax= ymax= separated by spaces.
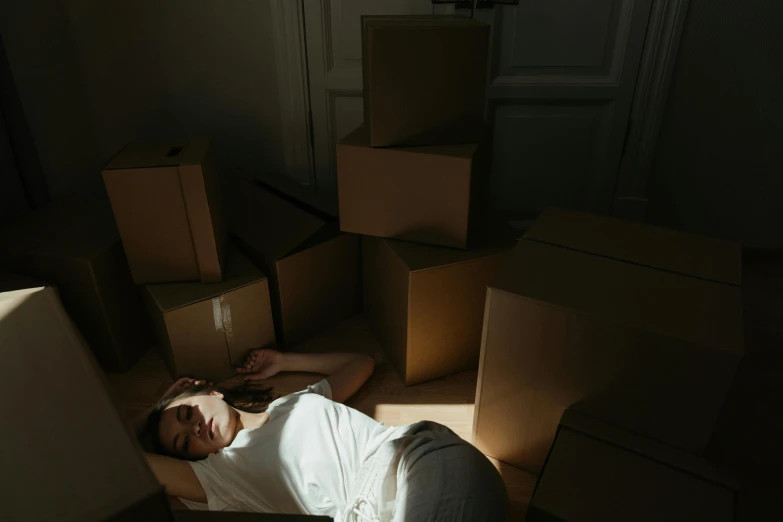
xmin=106 ymin=316 xmax=536 ymax=520
xmin=107 ymin=251 xmax=783 ymax=522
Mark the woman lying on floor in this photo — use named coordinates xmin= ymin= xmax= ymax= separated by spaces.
xmin=139 ymin=350 xmax=507 ymax=522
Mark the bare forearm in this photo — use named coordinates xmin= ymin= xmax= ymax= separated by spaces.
xmin=280 ymin=352 xmax=368 ymax=375
xmin=281 ymin=352 xmax=375 ymax=403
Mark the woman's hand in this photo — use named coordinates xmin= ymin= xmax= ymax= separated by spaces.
xmin=162 ymin=377 xmax=212 ymax=399
xmin=236 ymin=348 xmax=284 ymax=380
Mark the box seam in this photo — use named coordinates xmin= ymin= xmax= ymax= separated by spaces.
xmin=524 ymin=237 xmax=740 ymax=287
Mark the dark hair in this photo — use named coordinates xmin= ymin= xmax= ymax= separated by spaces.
xmin=138 ymin=382 xmax=275 ymax=459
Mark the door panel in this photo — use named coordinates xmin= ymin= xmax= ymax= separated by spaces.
xmin=478 ymin=0 xmax=652 ymax=218
xmin=305 ymin=0 xmax=652 ymax=214
xmin=507 ymin=0 xmax=617 ymax=72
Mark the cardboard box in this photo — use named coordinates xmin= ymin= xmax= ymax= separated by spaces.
xmin=0 ymin=186 xmax=150 ymax=372
xmin=363 ymin=235 xmax=510 ymax=385
xmin=528 ymin=410 xmax=738 ymax=521
xmin=103 ymin=140 xmax=224 ymax=284
xmin=362 ymin=16 xmax=489 ymax=147
xmin=337 ymin=127 xmax=487 ymax=249
xmin=473 ymin=208 xmax=744 ymax=473
xmin=1 ymin=283 xmax=171 ymax=522
xmin=228 ymin=175 xmax=360 ymax=347
xmin=144 ymin=246 xmax=275 ymax=383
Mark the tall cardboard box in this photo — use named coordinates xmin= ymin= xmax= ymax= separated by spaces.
xmin=362 ymin=16 xmax=489 ymax=147
xmin=337 ymin=127 xmax=487 ymax=250
xmin=228 ymin=175 xmax=360 ymax=347
xmin=363 ymin=236 xmax=510 ymax=385
xmin=1 ymin=283 xmax=171 ymax=522
xmin=0 ymin=186 xmax=150 ymax=372
xmin=473 ymin=208 xmax=744 ymax=474
xmin=528 ymin=410 xmax=738 ymax=521
xmin=144 ymin=246 xmax=275 ymax=383
xmin=103 ymin=140 xmax=225 ymax=284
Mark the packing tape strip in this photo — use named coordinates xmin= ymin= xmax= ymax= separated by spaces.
xmin=212 ymin=295 xmax=234 ymax=351
xmin=212 ymin=297 xmax=223 ymax=332
xmin=221 ymin=299 xmax=233 ymax=347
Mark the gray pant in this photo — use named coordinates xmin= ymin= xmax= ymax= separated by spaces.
xmin=372 ymin=422 xmax=508 ymax=522
xmin=393 ymin=441 xmax=508 ymax=521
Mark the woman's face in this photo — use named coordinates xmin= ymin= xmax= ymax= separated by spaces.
xmin=158 ymin=391 xmax=238 ymax=460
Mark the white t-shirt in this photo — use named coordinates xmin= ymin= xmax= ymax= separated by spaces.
xmin=183 ymin=380 xmax=409 ymax=518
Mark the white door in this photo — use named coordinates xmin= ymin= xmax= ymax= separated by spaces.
xmin=303 ymin=0 xmax=653 ymax=218
xmin=473 ymin=0 xmax=653 ymax=221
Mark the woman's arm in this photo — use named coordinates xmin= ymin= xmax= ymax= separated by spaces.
xmin=238 ymin=350 xmax=375 ymax=403
xmin=282 ymin=352 xmax=375 ymax=403
xmin=145 ymin=453 xmax=207 ymax=503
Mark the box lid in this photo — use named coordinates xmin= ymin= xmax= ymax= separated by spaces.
xmin=525 ymin=208 xmax=742 ymax=286
xmin=146 ymin=246 xmax=265 ymax=313
xmin=1 ymin=286 xmax=163 ymax=521
xmin=338 ymin=126 xmax=479 ymax=159
xmin=227 ymin=177 xmax=326 ymax=262
xmin=531 ymin=410 xmax=737 ymax=522
xmin=491 ymin=239 xmax=743 ymax=354
xmin=104 ymin=140 xmax=210 ymax=170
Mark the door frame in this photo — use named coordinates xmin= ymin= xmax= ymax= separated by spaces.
xmin=613 ymin=0 xmax=691 ymax=219
xmin=269 ymin=0 xmax=690 ymax=208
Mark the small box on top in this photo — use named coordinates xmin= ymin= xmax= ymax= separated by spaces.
xmin=362 ymin=16 xmax=489 ymax=147
xmin=103 ymin=140 xmax=225 ymax=284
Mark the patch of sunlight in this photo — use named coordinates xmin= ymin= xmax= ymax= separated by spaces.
xmin=373 ymin=403 xmax=476 ymax=442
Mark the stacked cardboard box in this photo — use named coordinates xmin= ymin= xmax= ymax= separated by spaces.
xmin=336 ymin=16 xmax=500 ymax=385
xmin=144 ymin=245 xmax=276 ymax=384
xmin=528 ymin=410 xmax=738 ymax=521
xmin=338 ymin=16 xmax=490 ymax=250
xmin=103 ymin=140 xmax=225 ymax=284
xmin=100 ymin=141 xmax=276 ymax=382
xmin=473 ymin=208 xmax=744 ymax=474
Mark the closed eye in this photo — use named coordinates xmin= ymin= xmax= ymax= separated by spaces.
xmin=187 ymin=406 xmax=193 ymax=420
xmin=183 ymin=434 xmax=190 ymax=454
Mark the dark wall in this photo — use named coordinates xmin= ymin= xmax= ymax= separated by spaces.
xmin=0 ymin=0 xmax=284 ymax=201
xmin=647 ymin=0 xmax=783 ymax=248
